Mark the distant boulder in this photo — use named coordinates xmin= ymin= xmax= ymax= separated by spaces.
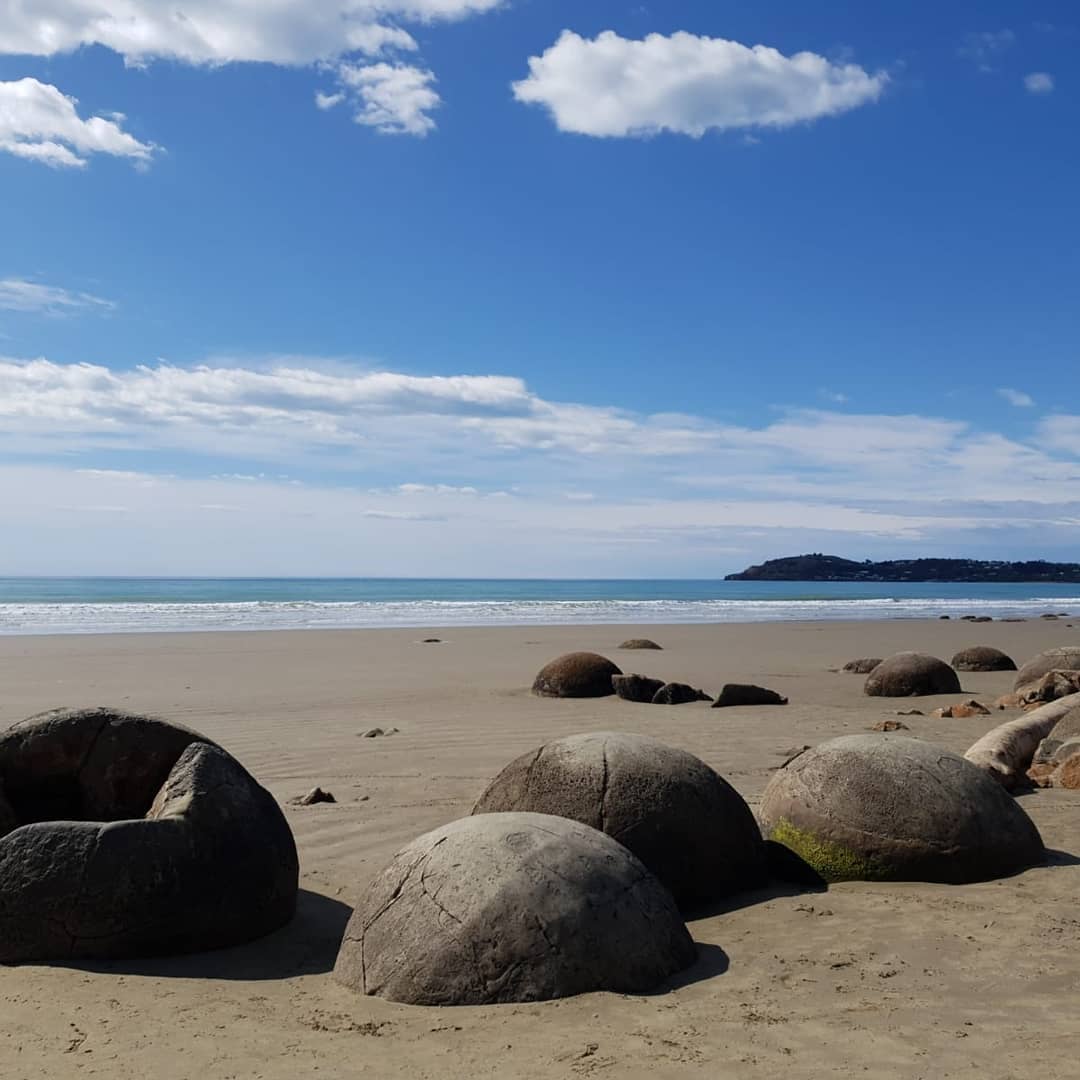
xmin=612 ymin=674 xmax=665 ymax=703
xmin=864 ymin=653 xmax=961 ymax=697
xmin=712 ymin=684 xmax=788 ymax=708
xmin=619 ymin=639 xmax=663 ymax=651
xmin=1014 ymin=647 xmax=1080 ymax=690
xmin=532 ymin=652 xmax=622 ymax=698
xmin=951 ymin=646 xmax=1017 ymax=672
xmin=651 ymin=682 xmax=712 ymax=705
xmin=843 ymin=658 xmax=883 ymax=674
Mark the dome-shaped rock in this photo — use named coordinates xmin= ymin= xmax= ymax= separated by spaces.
xmin=0 ymin=707 xmax=298 ymax=962
xmin=951 ymin=646 xmax=1017 ymax=672
xmin=612 ymin=674 xmax=665 ymax=703
xmin=334 ymin=812 xmax=695 ymax=1004
xmin=532 ymin=652 xmax=621 ymax=698
xmin=472 ymin=732 xmax=765 ymax=905
xmin=864 ymin=652 xmax=961 ymax=697
xmin=619 ymin=639 xmax=663 ymax=650
xmin=843 ymin=658 xmax=883 ymax=674
xmin=1014 ymin=647 xmax=1080 ymax=690
xmin=759 ymin=733 xmax=1044 ymax=884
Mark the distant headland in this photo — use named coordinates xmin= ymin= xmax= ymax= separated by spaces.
xmin=724 ymin=554 xmax=1080 ymax=583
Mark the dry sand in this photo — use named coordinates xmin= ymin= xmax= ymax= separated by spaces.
xmin=2 ymin=618 xmax=1079 ymax=1079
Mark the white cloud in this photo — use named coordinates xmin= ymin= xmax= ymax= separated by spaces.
xmin=0 ymin=78 xmax=157 ymax=168
xmin=512 ymin=30 xmax=887 ymax=138
xmin=329 ymin=62 xmax=441 ymax=135
xmin=1024 ymin=72 xmax=1055 ymax=94
xmin=0 ymin=278 xmax=115 ymax=314
xmin=0 ymin=2 xmax=502 ymax=66
xmin=998 ymin=387 xmax=1035 ymax=407
xmin=959 ymin=30 xmax=1015 ymax=71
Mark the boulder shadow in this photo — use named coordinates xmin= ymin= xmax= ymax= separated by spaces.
xmin=1044 ymin=848 xmax=1080 ymax=867
xmin=652 ymin=942 xmax=730 ymax=992
xmin=61 ymin=889 xmax=353 ymax=981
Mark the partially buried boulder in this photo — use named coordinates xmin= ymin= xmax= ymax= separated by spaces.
xmin=619 ymin=639 xmax=663 ymax=651
xmin=1014 ymin=647 xmax=1080 ymax=691
xmin=652 ymin=682 xmax=712 ymax=705
xmin=472 ymin=732 xmax=766 ymax=906
xmin=532 ymin=652 xmax=621 ymax=698
xmin=864 ymin=652 xmax=961 ymax=697
xmin=759 ymin=734 xmax=1044 ymax=883
xmin=0 ymin=707 xmax=298 ymax=962
xmin=612 ymin=674 xmax=665 ymax=703
xmin=334 ymin=812 xmax=695 ymax=1005
xmin=951 ymin=646 xmax=1017 ymax=672
xmin=712 ymin=684 xmax=788 ymax=708
xmin=843 ymin=658 xmax=883 ymax=674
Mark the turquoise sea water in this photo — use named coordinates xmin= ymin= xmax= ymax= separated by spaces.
xmin=0 ymin=578 xmax=1077 ymax=635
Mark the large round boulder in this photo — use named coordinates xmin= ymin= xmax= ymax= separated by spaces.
xmin=1015 ymin=647 xmax=1080 ymax=690
xmin=334 ymin=812 xmax=695 ymax=1004
xmin=531 ymin=652 xmax=622 ymax=698
xmin=864 ymin=652 xmax=961 ymax=697
xmin=472 ymin=732 xmax=765 ymax=906
xmin=951 ymin=646 xmax=1017 ymax=672
xmin=0 ymin=707 xmax=298 ymax=962
xmin=759 ymin=734 xmax=1044 ymax=883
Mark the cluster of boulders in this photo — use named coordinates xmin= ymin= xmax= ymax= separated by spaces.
xmin=1027 ymin=704 xmax=1080 ymax=789
xmin=0 ymin=708 xmax=299 ymax=963
xmin=532 ymin=651 xmax=788 ymax=708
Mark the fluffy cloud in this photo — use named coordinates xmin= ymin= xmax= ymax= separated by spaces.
xmin=320 ymin=62 xmax=440 ymax=135
xmin=0 ymin=78 xmax=157 ymax=168
xmin=0 ymin=278 xmax=115 ymax=314
xmin=512 ymin=30 xmax=887 ymax=137
xmin=0 ymin=2 xmax=502 ymax=66
xmin=998 ymin=387 xmax=1035 ymax=407
xmin=1024 ymin=72 xmax=1055 ymax=95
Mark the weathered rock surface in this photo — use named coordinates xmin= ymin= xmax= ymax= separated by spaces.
xmin=334 ymin=812 xmax=696 ymax=1004
xmin=651 ymin=682 xmax=712 ymax=705
xmin=611 ymin=674 xmax=665 ymax=703
xmin=0 ymin=708 xmax=298 ymax=962
xmin=864 ymin=653 xmax=961 ymax=697
xmin=843 ymin=658 xmax=883 ymax=674
xmin=951 ymin=646 xmax=1017 ymax=672
xmin=931 ymin=700 xmax=992 ymax=719
xmin=472 ymin=732 xmax=766 ymax=906
xmin=712 ymin=684 xmax=788 ymax=708
xmin=618 ymin=639 xmax=663 ymax=651
xmin=1014 ymin=647 xmax=1080 ymax=690
xmin=532 ymin=653 xmax=622 ymax=698
xmin=1019 ymin=670 xmax=1080 ymax=705
xmin=759 ymin=734 xmax=1044 ymax=883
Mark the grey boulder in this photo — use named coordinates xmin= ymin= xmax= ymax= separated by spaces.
xmin=0 ymin=707 xmax=298 ymax=962
xmin=759 ymin=733 xmax=1044 ymax=883
xmin=618 ymin=639 xmax=663 ymax=650
xmin=951 ymin=646 xmax=1017 ymax=672
xmin=1014 ymin=647 xmax=1080 ymax=690
xmin=472 ymin=732 xmax=765 ymax=906
xmin=334 ymin=812 xmax=695 ymax=1005
xmin=532 ymin=652 xmax=622 ymax=698
xmin=842 ymin=658 xmax=883 ymax=674
xmin=864 ymin=652 xmax=962 ymax=697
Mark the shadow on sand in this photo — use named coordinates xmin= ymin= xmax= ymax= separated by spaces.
xmin=62 ymin=888 xmax=353 ymax=981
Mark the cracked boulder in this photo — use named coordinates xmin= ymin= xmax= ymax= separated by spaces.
xmin=651 ymin=682 xmax=712 ymax=705
xmin=531 ymin=652 xmax=622 ymax=698
xmin=471 ymin=732 xmax=765 ymax=906
xmin=759 ymin=734 xmax=1044 ymax=884
xmin=1014 ymin=647 xmax=1080 ymax=691
xmin=951 ymin=646 xmax=1017 ymax=672
xmin=864 ymin=653 xmax=961 ymax=697
xmin=0 ymin=707 xmax=298 ymax=962
xmin=334 ymin=812 xmax=695 ymax=1005
xmin=612 ymin=674 xmax=665 ymax=703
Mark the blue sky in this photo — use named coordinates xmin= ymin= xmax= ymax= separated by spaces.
xmin=0 ymin=2 xmax=1077 ymax=576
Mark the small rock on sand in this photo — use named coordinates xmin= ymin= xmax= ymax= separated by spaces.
xmin=296 ymin=787 xmax=336 ymax=806
xmin=712 ymin=684 xmax=788 ymax=708
xmin=361 ymin=727 xmax=400 ymax=738
xmin=931 ymin=701 xmax=992 ymax=719
xmin=873 ymin=720 xmax=910 ymax=732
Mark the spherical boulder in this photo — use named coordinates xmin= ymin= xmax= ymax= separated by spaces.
xmin=532 ymin=652 xmax=622 ymax=698
xmin=619 ymin=639 xmax=663 ymax=650
xmin=0 ymin=707 xmax=298 ymax=962
xmin=843 ymin=658 xmax=883 ymax=674
xmin=864 ymin=652 xmax=961 ymax=697
xmin=951 ymin=646 xmax=1017 ymax=672
xmin=1014 ymin=647 xmax=1080 ymax=690
xmin=334 ymin=812 xmax=695 ymax=1005
xmin=759 ymin=734 xmax=1044 ymax=884
xmin=472 ymin=732 xmax=766 ymax=906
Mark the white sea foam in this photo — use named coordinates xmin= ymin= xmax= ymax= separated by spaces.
xmin=0 ymin=596 xmax=1077 ymax=635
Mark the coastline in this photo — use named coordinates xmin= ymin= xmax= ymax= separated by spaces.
xmin=3 ymin=618 xmax=1079 ymax=1077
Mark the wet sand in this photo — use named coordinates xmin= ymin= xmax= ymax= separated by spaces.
xmin=1 ymin=617 xmax=1078 ymax=1079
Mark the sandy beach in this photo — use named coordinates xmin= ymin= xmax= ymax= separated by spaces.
xmin=2 ymin=617 xmax=1079 ymax=1079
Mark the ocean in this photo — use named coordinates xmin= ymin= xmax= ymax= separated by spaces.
xmin=0 ymin=578 xmax=1077 ymax=635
